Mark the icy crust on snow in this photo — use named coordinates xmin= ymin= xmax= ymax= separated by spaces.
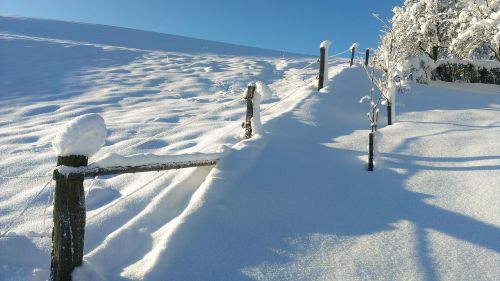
xmin=52 ymin=114 xmax=107 ymax=157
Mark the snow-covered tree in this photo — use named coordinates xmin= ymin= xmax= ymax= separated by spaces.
xmin=390 ymin=0 xmax=466 ymax=62
xmin=450 ymin=0 xmax=500 ymax=61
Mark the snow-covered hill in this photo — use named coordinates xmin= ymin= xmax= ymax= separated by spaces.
xmin=0 ymin=16 xmax=307 ymax=58
xmin=1 ymin=16 xmax=500 ymax=281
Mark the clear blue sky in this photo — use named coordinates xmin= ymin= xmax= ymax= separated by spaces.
xmin=0 ymin=0 xmax=403 ymax=55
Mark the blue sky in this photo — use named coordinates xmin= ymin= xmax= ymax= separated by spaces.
xmin=0 ymin=0 xmax=403 ymax=55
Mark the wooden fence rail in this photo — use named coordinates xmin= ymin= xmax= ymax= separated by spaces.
xmin=53 ymin=159 xmax=219 ymax=180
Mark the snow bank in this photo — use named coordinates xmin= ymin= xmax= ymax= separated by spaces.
xmin=52 ymin=113 xmax=106 ymax=157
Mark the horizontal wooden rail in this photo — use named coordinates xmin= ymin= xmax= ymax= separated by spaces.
xmin=53 ymin=159 xmax=218 ymax=180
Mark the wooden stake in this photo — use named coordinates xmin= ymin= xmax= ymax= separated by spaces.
xmin=243 ymin=85 xmax=255 ymax=139
xmin=318 ymin=46 xmax=326 ymax=91
xmin=350 ymin=46 xmax=356 ymax=67
xmin=387 ymin=101 xmax=392 ymax=125
xmin=51 ymin=155 xmax=88 ymax=281
xmin=368 ymin=132 xmax=374 ymax=171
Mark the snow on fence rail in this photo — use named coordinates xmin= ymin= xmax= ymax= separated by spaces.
xmin=10 ymin=40 xmax=335 ymax=281
xmin=53 ymin=153 xmax=221 ymax=180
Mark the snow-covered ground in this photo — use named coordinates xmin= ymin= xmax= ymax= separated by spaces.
xmin=1 ymin=16 xmax=500 ymax=281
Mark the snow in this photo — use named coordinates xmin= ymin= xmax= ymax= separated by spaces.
xmin=255 ymin=81 xmax=274 ymax=101
xmin=251 ymin=84 xmax=263 ymax=135
xmin=320 ymin=40 xmax=331 ymax=49
xmin=52 ymin=113 xmax=107 ymax=157
xmin=2 ymin=15 xmax=500 ymax=281
xmin=89 ymin=152 xmax=221 ymax=168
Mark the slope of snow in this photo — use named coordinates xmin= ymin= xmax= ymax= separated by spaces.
xmin=110 ymin=67 xmax=498 ymax=281
xmin=0 ymin=16 xmax=307 ymax=58
xmin=1 ymin=16 xmax=499 ymax=281
xmin=0 ymin=16 xmax=320 ymax=281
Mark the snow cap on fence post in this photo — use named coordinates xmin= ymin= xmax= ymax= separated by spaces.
xmin=350 ymin=42 xmax=359 ymax=67
xmin=52 ymin=113 xmax=107 ymax=157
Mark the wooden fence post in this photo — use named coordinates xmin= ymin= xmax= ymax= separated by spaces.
xmin=51 ymin=155 xmax=88 ymax=281
xmin=365 ymin=49 xmax=370 ymax=66
xmin=387 ymin=101 xmax=392 ymax=125
xmin=318 ymin=46 xmax=326 ymax=91
xmin=243 ymin=85 xmax=255 ymax=139
xmin=368 ymin=132 xmax=374 ymax=171
xmin=350 ymin=46 xmax=356 ymax=67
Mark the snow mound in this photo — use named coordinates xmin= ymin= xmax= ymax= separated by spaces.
xmin=52 ymin=113 xmax=107 ymax=157
xmin=256 ymin=81 xmax=274 ymax=101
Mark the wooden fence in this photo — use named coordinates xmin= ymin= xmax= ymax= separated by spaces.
xmin=50 ymin=47 xmax=332 ymax=281
xmin=48 ymin=43 xmax=334 ymax=280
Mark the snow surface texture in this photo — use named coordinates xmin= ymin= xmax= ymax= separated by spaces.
xmin=52 ymin=113 xmax=107 ymax=157
xmin=2 ymin=16 xmax=500 ymax=281
xmin=0 ymin=16 xmax=321 ymax=281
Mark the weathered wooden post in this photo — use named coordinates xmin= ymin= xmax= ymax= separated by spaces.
xmin=318 ymin=40 xmax=331 ymax=91
xmin=243 ymin=85 xmax=255 ymax=139
xmin=50 ymin=113 xmax=106 ymax=281
xmin=365 ymin=49 xmax=370 ymax=66
xmin=318 ymin=46 xmax=326 ymax=90
xmin=350 ymin=46 xmax=356 ymax=67
xmin=368 ymin=132 xmax=374 ymax=171
xmin=51 ymin=155 xmax=87 ymax=281
xmin=387 ymin=101 xmax=392 ymax=125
